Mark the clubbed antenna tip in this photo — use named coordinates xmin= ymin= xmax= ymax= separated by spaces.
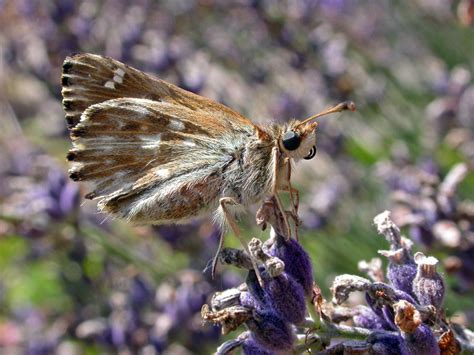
xmin=297 ymin=100 xmax=356 ymax=128
xmin=342 ymin=101 xmax=357 ymax=112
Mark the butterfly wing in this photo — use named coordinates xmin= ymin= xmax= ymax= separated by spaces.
xmin=62 ymin=54 xmax=257 ymax=223
xmin=62 ymin=53 xmax=253 ymax=131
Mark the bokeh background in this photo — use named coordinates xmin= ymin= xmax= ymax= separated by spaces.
xmin=1 ymin=1 xmax=473 ymax=354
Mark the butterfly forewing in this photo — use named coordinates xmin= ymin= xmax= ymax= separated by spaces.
xmin=61 ymin=54 xmax=258 ymax=223
xmin=61 ymin=53 xmax=253 ymax=130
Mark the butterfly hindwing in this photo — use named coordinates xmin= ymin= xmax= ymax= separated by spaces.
xmin=62 ymin=54 xmax=259 ymax=223
xmin=68 ymin=98 xmax=252 ymax=222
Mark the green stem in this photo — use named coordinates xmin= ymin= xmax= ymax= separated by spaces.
xmin=296 ymin=318 xmax=398 ymax=352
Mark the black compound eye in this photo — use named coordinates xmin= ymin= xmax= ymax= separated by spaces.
xmin=282 ymin=131 xmax=301 ymax=151
xmin=304 ymin=146 xmax=317 ymax=160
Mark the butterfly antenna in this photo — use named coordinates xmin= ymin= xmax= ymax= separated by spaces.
xmin=296 ymin=101 xmax=356 ymax=128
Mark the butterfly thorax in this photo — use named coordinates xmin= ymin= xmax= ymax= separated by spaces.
xmin=220 ymin=127 xmax=276 ymax=204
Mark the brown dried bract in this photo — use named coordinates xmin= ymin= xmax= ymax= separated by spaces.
xmin=394 ymin=300 xmax=422 ymax=333
xmin=201 ymin=304 xmax=252 ymax=335
xmin=438 ymin=329 xmax=461 ymax=355
xmin=312 ymin=283 xmax=324 ymax=315
xmin=331 ymin=275 xmax=371 ymax=305
xmin=256 ymin=196 xmax=289 ymax=238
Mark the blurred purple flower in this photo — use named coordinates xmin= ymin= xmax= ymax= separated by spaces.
xmin=43 ymin=169 xmax=80 ymax=220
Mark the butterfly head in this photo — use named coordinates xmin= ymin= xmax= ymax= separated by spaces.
xmin=280 ymin=122 xmax=318 ymax=161
xmin=279 ymin=101 xmax=356 ymax=161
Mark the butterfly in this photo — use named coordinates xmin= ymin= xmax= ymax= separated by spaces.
xmin=61 ymin=53 xmax=355 ymax=282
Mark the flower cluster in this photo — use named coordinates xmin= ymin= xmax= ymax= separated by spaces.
xmin=378 ymin=161 xmax=474 ymax=292
xmin=0 ymin=139 xmax=232 ymax=354
xmin=202 ymin=198 xmax=314 ymax=354
xmin=0 ymin=140 xmax=80 ymax=238
xmin=74 ymin=271 xmax=224 ymax=354
xmin=203 ymin=207 xmax=474 ymax=354
xmin=424 ymin=65 xmax=474 ymax=164
xmin=327 ymin=210 xmax=472 ymax=354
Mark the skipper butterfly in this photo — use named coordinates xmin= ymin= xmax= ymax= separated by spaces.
xmin=61 ymin=53 xmax=355 ymax=282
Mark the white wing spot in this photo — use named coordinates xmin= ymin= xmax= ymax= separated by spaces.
xmin=113 ymin=74 xmax=123 ymax=84
xmin=104 ymin=81 xmax=115 ymax=89
xmin=124 ymin=105 xmax=149 ymax=118
xmin=109 ymin=68 xmax=125 ymax=84
xmin=168 ymin=119 xmax=185 ymax=131
xmin=114 ymin=68 xmax=126 ymax=77
xmin=155 ymin=168 xmax=171 ymax=179
xmin=140 ymin=133 xmax=161 ymax=149
xmin=182 ymin=140 xmax=196 ymax=147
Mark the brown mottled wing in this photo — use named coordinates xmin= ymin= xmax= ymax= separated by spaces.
xmin=62 ymin=53 xmax=253 ymax=131
xmin=61 ymin=53 xmax=256 ymax=223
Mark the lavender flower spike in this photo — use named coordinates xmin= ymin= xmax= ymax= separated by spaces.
xmin=207 ymin=207 xmax=473 ymax=353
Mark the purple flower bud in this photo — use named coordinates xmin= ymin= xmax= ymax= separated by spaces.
xmin=412 ymin=252 xmax=445 ymax=310
xmin=402 ymin=324 xmax=440 ymax=355
xmin=245 ymin=311 xmax=295 ymax=352
xmin=246 ymin=267 xmax=306 ymax=324
xmin=367 ymin=331 xmax=409 ymax=355
xmin=268 ymin=235 xmax=314 ymax=295
xmin=379 ymin=247 xmax=417 ymax=296
xmin=366 ymin=288 xmax=417 ymax=331
xmin=353 ymin=306 xmax=387 ymax=330
xmin=263 ymin=272 xmax=306 ymax=324
xmin=242 ymin=334 xmax=274 ymax=355
xmin=364 ymin=293 xmax=395 ymax=330
xmin=246 ymin=269 xmax=267 ymax=306
xmin=240 ymin=291 xmax=263 ymax=311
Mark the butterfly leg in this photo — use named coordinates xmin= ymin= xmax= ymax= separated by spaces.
xmin=271 ymin=147 xmax=291 ymax=237
xmin=290 ymin=189 xmax=301 ymax=240
xmin=285 ymin=158 xmax=299 ymax=217
xmin=282 ymin=157 xmax=301 ymax=239
xmin=216 ymin=197 xmax=264 ymax=287
xmin=279 ymin=185 xmax=301 ymax=240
